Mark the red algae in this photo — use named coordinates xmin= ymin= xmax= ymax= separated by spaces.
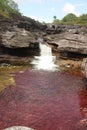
xmin=0 ymin=70 xmax=87 ymax=130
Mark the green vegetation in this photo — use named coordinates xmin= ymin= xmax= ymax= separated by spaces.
xmin=62 ymin=13 xmax=78 ymax=24
xmin=0 ymin=0 xmax=21 ymax=18
xmin=53 ymin=16 xmax=60 ymax=24
xmin=53 ymin=13 xmax=87 ymax=25
xmin=78 ymin=14 xmax=87 ymax=24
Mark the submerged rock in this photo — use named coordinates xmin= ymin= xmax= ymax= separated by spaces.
xmin=4 ymin=126 xmax=34 ymax=130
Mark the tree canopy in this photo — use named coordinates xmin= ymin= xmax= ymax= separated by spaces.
xmin=52 ymin=13 xmax=87 ymax=25
xmin=62 ymin=13 xmax=78 ymax=23
xmin=78 ymin=14 xmax=87 ymax=24
xmin=0 ymin=0 xmax=20 ymax=17
xmin=53 ymin=16 xmax=60 ymax=25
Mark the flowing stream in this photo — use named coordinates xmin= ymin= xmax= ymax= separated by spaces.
xmin=0 ymin=40 xmax=87 ymax=130
xmin=31 ymin=43 xmax=57 ymax=71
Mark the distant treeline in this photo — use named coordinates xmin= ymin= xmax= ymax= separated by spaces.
xmin=53 ymin=13 xmax=87 ymax=25
xmin=0 ymin=0 xmax=21 ymax=18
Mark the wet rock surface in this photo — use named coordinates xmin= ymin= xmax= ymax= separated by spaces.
xmin=4 ymin=126 xmax=34 ymax=130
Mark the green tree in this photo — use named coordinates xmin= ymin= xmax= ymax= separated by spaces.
xmin=52 ymin=13 xmax=87 ymax=25
xmin=0 ymin=0 xmax=20 ymax=17
xmin=53 ymin=16 xmax=60 ymax=25
xmin=78 ymin=14 xmax=87 ymax=24
xmin=53 ymin=16 xmax=57 ymax=20
xmin=6 ymin=0 xmax=19 ymax=11
xmin=62 ymin=13 xmax=78 ymax=24
xmin=0 ymin=0 xmax=6 ymax=11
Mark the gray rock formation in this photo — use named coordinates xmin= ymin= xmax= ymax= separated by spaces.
xmin=57 ymin=33 xmax=87 ymax=54
xmin=1 ymin=28 xmax=38 ymax=48
xmin=0 ymin=14 xmax=46 ymax=64
xmin=46 ymin=24 xmax=87 ymax=35
xmin=1 ymin=13 xmax=87 ymax=65
xmin=0 ymin=14 xmax=47 ymax=31
xmin=44 ymin=33 xmax=87 ymax=55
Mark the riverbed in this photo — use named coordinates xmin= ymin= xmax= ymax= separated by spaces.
xmin=0 ymin=43 xmax=87 ymax=130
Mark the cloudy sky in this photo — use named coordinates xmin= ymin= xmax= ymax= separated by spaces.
xmin=14 ymin=0 xmax=87 ymax=22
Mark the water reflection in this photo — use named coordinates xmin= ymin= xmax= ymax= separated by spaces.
xmin=31 ymin=43 xmax=57 ymax=71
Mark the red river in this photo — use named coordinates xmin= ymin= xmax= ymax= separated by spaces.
xmin=0 ymin=69 xmax=87 ymax=130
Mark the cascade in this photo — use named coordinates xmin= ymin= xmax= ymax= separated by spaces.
xmin=31 ymin=38 xmax=57 ymax=70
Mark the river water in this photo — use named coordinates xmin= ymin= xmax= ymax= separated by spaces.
xmin=0 ymin=43 xmax=87 ymax=130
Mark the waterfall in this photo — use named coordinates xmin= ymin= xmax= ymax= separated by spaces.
xmin=31 ymin=38 xmax=57 ymax=71
xmin=39 ymin=43 xmax=52 ymax=56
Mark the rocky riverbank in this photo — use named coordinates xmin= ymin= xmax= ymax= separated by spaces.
xmin=44 ymin=25 xmax=87 ymax=55
xmin=0 ymin=13 xmax=47 ymax=64
xmin=0 ymin=13 xmax=87 ymax=75
xmin=44 ymin=25 xmax=87 ymax=77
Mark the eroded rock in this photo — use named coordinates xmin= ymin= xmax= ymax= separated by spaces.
xmin=1 ymin=28 xmax=39 ymax=48
xmin=44 ymin=33 xmax=87 ymax=55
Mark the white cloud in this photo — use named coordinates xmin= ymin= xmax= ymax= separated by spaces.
xmin=63 ymin=3 xmax=75 ymax=13
xmin=50 ymin=7 xmax=55 ymax=12
xmin=63 ymin=3 xmax=79 ymax=16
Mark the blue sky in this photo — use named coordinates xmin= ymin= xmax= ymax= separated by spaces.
xmin=14 ymin=0 xmax=87 ymax=23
